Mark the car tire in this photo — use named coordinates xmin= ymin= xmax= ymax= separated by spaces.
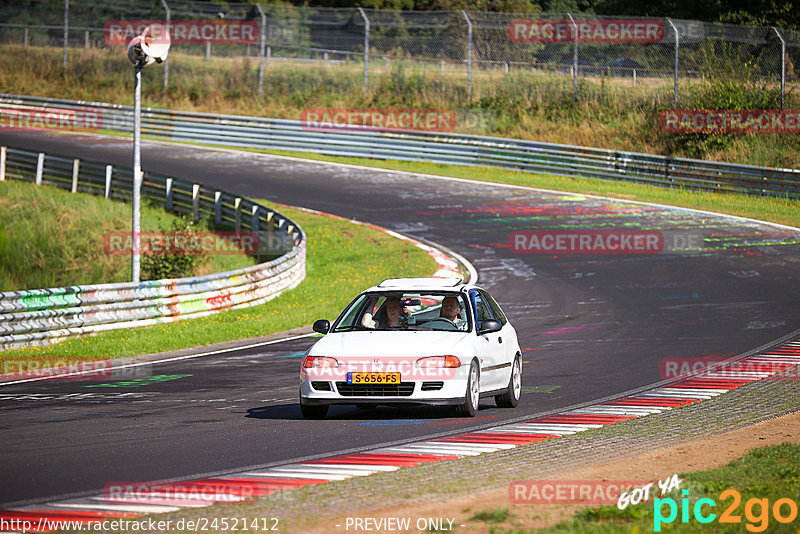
xmin=455 ymin=360 xmax=479 ymax=417
xmin=495 ymin=356 xmax=521 ymax=408
xmin=300 ymin=402 xmax=328 ymax=419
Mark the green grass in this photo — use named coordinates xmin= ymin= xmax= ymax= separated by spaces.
xmin=494 ymin=443 xmax=800 ymax=533
xmin=0 ymin=179 xmax=254 ymax=291
xmin=469 ymin=507 xmax=511 ymax=523
xmin=2 ymin=44 xmax=799 ymax=168
xmin=0 ymin=202 xmax=439 ymax=364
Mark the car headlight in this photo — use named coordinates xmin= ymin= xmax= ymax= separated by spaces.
xmin=414 ymin=355 xmax=461 ymax=368
xmin=302 ymin=356 xmax=339 ymax=368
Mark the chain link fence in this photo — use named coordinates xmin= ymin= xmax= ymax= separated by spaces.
xmin=0 ymin=1 xmax=798 ymax=128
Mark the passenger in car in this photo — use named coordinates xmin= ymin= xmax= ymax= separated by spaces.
xmin=362 ymin=297 xmax=406 ymax=329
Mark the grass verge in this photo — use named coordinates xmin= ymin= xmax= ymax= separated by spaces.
xmin=534 ymin=443 xmax=800 ymax=533
xmin=0 ymin=179 xmax=254 ymax=291
xmin=0 ymin=202 xmax=438 ymax=365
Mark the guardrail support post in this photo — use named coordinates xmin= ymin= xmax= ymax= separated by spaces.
xmin=358 ymin=8 xmax=369 ymax=92
xmin=84 ymin=30 xmax=89 ymax=50
xmin=633 ymin=68 xmax=636 ymax=88
xmin=567 ymin=13 xmax=578 ymax=101
xmin=256 ymin=3 xmax=266 ymax=95
xmin=214 ymin=191 xmax=222 ymax=225
xmin=773 ymin=27 xmax=785 ymax=109
xmin=71 ymin=158 xmax=79 ymax=192
xmin=666 ymin=18 xmax=679 ymax=106
xmin=35 ymin=152 xmax=44 ymax=185
xmin=234 ymin=197 xmax=242 ymax=231
xmin=192 ymin=183 xmax=200 ymax=222
xmin=0 ymin=146 xmax=6 ymax=182
xmin=251 ymin=205 xmax=259 ymax=233
xmin=24 ymin=27 xmax=29 ymax=48
xmin=105 ymin=164 xmax=112 ymax=199
xmin=165 ymin=177 xmax=173 ymax=211
xmin=461 ymin=10 xmax=473 ymax=97
xmin=160 ymin=0 xmax=170 ymax=89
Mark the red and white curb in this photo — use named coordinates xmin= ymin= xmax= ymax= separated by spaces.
xmin=2 ymin=340 xmax=798 ymax=531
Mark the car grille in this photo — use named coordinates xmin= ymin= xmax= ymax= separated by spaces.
xmin=335 ymin=382 xmax=415 ymax=397
xmin=311 ymin=381 xmax=332 ymax=391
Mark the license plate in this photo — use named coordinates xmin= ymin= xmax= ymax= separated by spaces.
xmin=347 ymin=372 xmax=401 ymax=384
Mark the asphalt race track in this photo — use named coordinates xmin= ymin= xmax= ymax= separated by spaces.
xmin=1 ymin=130 xmax=799 ymax=507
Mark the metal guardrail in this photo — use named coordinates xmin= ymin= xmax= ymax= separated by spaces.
xmin=1 ymin=93 xmax=798 ymax=199
xmin=0 ymin=145 xmax=306 ymax=351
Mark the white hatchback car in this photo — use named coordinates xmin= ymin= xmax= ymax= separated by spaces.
xmin=299 ymin=278 xmax=522 ymax=419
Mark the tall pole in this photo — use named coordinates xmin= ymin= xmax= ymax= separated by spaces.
xmin=667 ymin=18 xmax=679 ymax=106
xmin=63 ymin=0 xmax=69 ymax=72
xmin=257 ymin=3 xmax=266 ymax=95
xmin=358 ymin=8 xmax=369 ymax=91
xmin=773 ymin=27 xmax=785 ymax=109
xmin=160 ymin=0 xmax=170 ymax=88
xmin=567 ymin=13 xmax=578 ymax=101
xmin=132 ymin=64 xmax=142 ymax=283
xmin=462 ymin=10 xmax=472 ymax=97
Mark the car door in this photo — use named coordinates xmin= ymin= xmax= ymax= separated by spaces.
xmin=470 ymin=289 xmax=507 ymax=391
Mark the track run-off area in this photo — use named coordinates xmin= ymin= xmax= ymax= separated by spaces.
xmin=1 ymin=130 xmax=799 ymax=514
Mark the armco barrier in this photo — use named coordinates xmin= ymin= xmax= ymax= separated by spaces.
xmin=1 ymin=93 xmax=799 ymax=198
xmin=0 ymin=145 xmax=306 ymax=351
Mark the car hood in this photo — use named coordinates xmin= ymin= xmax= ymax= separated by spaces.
xmin=309 ymin=330 xmax=473 ymax=359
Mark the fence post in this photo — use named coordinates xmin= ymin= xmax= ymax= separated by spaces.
xmin=24 ymin=27 xmax=29 ymax=48
xmin=358 ymin=8 xmax=369 ymax=91
xmin=256 ymin=3 xmax=266 ymax=95
xmin=165 ymin=177 xmax=173 ymax=211
xmin=251 ymin=205 xmax=259 ymax=233
xmin=84 ymin=30 xmax=89 ymax=50
xmin=160 ymin=0 xmax=170 ymax=89
xmin=773 ymin=27 xmax=786 ymax=109
xmin=666 ymin=18 xmax=679 ymax=106
xmin=105 ymin=164 xmax=112 ymax=199
xmin=71 ymin=158 xmax=79 ymax=192
xmin=633 ymin=68 xmax=636 ymax=87
xmin=267 ymin=45 xmax=271 ymax=68
xmin=234 ymin=197 xmax=242 ymax=231
xmin=205 ymin=41 xmax=211 ymax=61
xmin=0 ymin=146 xmax=6 ymax=181
xmin=35 ymin=153 xmax=44 ymax=185
xmin=63 ymin=0 xmax=69 ymax=72
xmin=214 ymin=191 xmax=222 ymax=225
xmin=192 ymin=183 xmax=200 ymax=222
xmin=567 ymin=13 xmax=578 ymax=101
xmin=461 ymin=10 xmax=473 ymax=97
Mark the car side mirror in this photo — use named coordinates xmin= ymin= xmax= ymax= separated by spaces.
xmin=312 ymin=319 xmax=330 ymax=334
xmin=478 ymin=319 xmax=502 ymax=335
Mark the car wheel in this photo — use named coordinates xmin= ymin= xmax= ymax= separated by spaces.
xmin=455 ymin=360 xmax=479 ymax=417
xmin=495 ymin=356 xmax=521 ymax=408
xmin=300 ymin=402 xmax=328 ymax=419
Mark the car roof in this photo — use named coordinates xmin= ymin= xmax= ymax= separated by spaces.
xmin=364 ymin=277 xmax=475 ymax=293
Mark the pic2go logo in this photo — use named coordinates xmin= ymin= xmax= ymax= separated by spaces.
xmin=653 ymin=489 xmax=799 ymax=532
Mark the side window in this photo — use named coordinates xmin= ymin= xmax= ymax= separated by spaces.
xmin=481 ymin=290 xmax=508 ymax=325
xmin=472 ymin=291 xmax=492 ymax=324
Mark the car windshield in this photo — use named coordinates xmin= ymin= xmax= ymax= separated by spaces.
xmin=333 ymin=292 xmax=470 ymax=332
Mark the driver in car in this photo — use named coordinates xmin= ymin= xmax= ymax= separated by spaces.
xmin=439 ymin=296 xmax=466 ymax=329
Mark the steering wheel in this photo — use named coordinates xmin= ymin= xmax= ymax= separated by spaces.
xmin=423 ymin=317 xmax=458 ymax=329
